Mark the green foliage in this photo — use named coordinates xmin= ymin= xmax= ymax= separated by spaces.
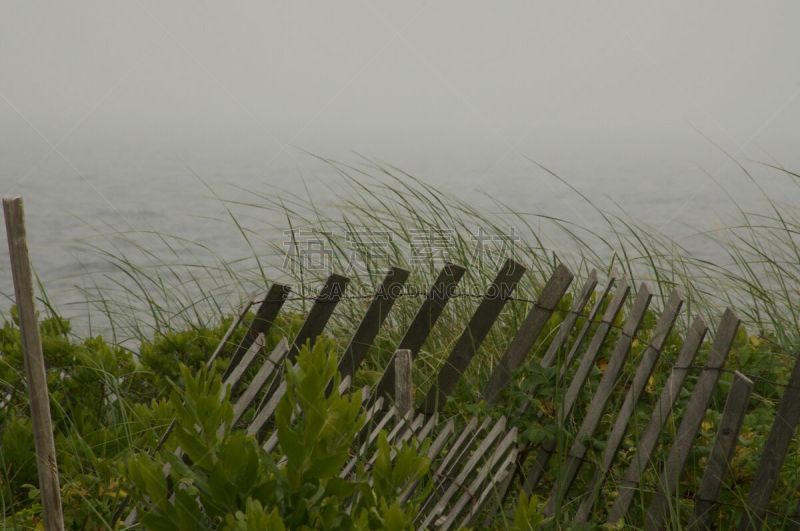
xmin=125 ymin=342 xmax=429 ymax=530
xmin=0 ymin=308 xmax=239 ymax=527
xmin=511 ymin=492 xmax=547 ymax=530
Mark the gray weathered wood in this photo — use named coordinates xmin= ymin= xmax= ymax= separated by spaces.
xmin=338 ymin=267 xmax=410 ymax=379
xmin=574 ymin=289 xmax=683 ymax=522
xmin=223 ymin=333 xmax=267 ymax=394
xmin=560 ymin=279 xmax=631 ymax=420
xmin=692 ymin=371 xmax=752 ymax=530
xmin=232 ymin=338 xmax=290 ymax=423
xmin=208 ymin=296 xmax=256 ymax=366
xmin=483 ymin=263 xmax=574 ymax=403
xmin=645 ymin=308 xmax=740 ymax=531
xmin=340 ymin=406 xmax=398 ymax=478
xmin=419 ymin=416 xmax=508 ymax=528
xmin=416 ymin=412 xmax=438 ymax=443
xmin=225 ymin=283 xmax=291 ymax=376
xmin=399 ymin=417 xmax=455 ymax=504
xmin=376 ymin=263 xmax=466 ymax=400
xmin=523 ymin=278 xmax=631 ymax=493
xmin=606 ymin=315 xmax=708 ymax=524
xmin=433 ymin=417 xmax=484 ymax=486
xmin=423 ymin=259 xmax=527 ymax=413
xmin=464 ymin=449 xmax=519 ymax=529
xmin=394 ymin=349 xmax=413 ymax=418
xmin=512 ymin=271 xmax=605 ymax=419
xmin=738 ymin=354 xmax=800 ymax=531
xmin=545 ymin=284 xmax=652 ymax=516
xmin=539 ymin=269 xmax=598 ymax=368
xmin=252 ymin=274 xmax=350 ymax=430
xmin=439 ymin=428 xmax=519 ymax=530
xmin=560 ymin=275 xmax=618 ymax=375
xmin=3 ymin=197 xmax=65 ymax=531
xmin=247 ymin=379 xmax=287 ymax=441
xmin=288 ymin=273 xmax=350 ymax=361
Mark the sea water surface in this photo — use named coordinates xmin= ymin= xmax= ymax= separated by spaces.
xmin=2 ymin=142 xmax=799 ymax=335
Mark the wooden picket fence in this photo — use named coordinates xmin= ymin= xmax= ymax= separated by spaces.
xmin=172 ymin=258 xmax=800 ymax=529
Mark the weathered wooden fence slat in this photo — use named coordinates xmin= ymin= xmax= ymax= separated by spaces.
xmin=538 ymin=269 xmax=598 ymax=369
xmin=574 ymin=289 xmax=684 ymax=522
xmin=509 ymin=272 xmax=599 ymax=421
xmin=692 ymin=371 xmax=753 ymax=529
xmin=482 ymin=271 xmax=605 ymax=518
xmin=399 ymin=417 xmax=456 ymax=504
xmin=224 ymin=332 xmax=267 ymax=394
xmin=738 ymin=353 xmax=800 ymax=531
xmin=232 ymin=338 xmax=290 ymax=423
xmin=288 ymin=273 xmax=350 ymax=361
xmin=606 ymin=314 xmax=708 ymax=523
xmin=248 ymin=274 xmax=351 ymax=439
xmin=523 ymin=279 xmax=631 ymax=493
xmin=375 ymin=262 xmax=466 ymax=400
xmin=559 ymin=279 xmax=631 ymax=421
xmin=432 ymin=416 xmax=488 ymax=494
xmin=483 ymin=263 xmax=574 ymax=403
xmin=419 ymin=416 xmax=509 ymax=528
xmin=560 ymin=274 xmax=618 ymax=376
xmin=645 ymin=308 xmax=740 ymax=530
xmin=423 ymin=258 xmax=526 ymax=413
xmin=225 ymin=283 xmax=291 ymax=375
xmin=465 ymin=446 xmax=519 ymax=529
xmin=545 ymin=283 xmax=653 ymax=516
xmin=209 ymin=296 xmax=257 ymax=366
xmin=440 ymin=427 xmax=519 ymax=530
xmin=338 ymin=267 xmax=410 ymax=379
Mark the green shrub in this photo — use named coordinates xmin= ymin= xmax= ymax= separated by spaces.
xmin=126 ymin=342 xmax=430 ymax=530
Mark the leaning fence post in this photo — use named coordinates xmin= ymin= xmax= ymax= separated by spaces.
xmin=3 ymin=197 xmax=65 ymax=531
xmin=395 ymin=349 xmax=413 ymax=418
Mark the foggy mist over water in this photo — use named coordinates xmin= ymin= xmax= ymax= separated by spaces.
xmin=2 ymin=1 xmax=800 ymax=325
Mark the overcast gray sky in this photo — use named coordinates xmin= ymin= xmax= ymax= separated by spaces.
xmin=3 ymin=1 xmax=799 ymax=176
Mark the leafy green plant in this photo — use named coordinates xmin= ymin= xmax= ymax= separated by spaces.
xmin=126 ymin=342 xmax=430 ymax=530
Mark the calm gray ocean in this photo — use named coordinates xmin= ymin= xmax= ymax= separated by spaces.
xmin=2 ymin=147 xmax=798 ymax=334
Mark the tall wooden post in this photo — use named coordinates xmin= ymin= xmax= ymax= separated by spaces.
xmin=3 ymin=197 xmax=64 ymax=531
